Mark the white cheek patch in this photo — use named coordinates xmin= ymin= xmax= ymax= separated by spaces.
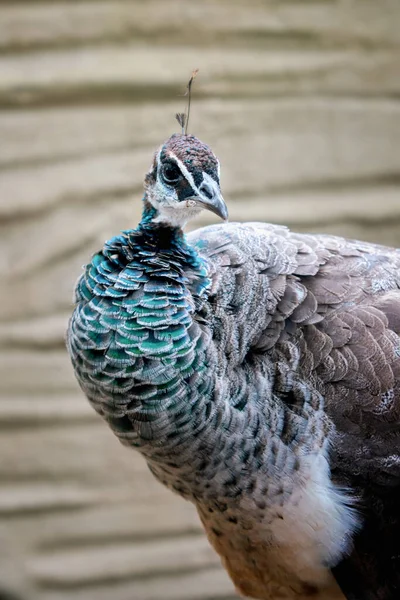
xmin=147 ymin=178 xmax=177 ymax=210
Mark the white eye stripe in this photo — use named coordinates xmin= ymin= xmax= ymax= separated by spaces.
xmin=155 ymin=147 xmax=163 ymax=173
xmin=167 ymin=151 xmax=201 ymax=196
xmin=217 ymin=159 xmax=221 ymax=181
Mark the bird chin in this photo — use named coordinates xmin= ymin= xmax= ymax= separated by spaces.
xmin=152 ymin=204 xmax=202 ymax=229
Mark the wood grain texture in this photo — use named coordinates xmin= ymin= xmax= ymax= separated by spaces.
xmin=1 ymin=1 xmax=399 ymax=598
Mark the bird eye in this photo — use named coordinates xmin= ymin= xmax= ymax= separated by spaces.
xmin=161 ymin=162 xmax=181 ymax=185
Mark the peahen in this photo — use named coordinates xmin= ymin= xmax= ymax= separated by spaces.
xmin=67 ymin=130 xmax=400 ymax=599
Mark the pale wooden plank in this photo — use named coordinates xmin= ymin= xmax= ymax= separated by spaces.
xmin=296 ymin=219 xmax=400 ymax=249
xmin=9 ymin=499 xmax=201 ymax=550
xmin=1 ymin=0 xmax=399 ymax=52
xmin=0 ymin=194 xmax=138 ymax=287
xmin=1 ymin=98 xmax=400 ymax=170
xmin=29 ymin=535 xmax=219 ymax=586
xmin=0 ymin=396 xmax=93 ymax=425
xmin=0 ymin=0 xmax=282 ymax=50
xmin=0 ymin=102 xmax=173 ymax=168
xmin=0 ymin=44 xmax=399 ymax=108
xmin=262 ymin=0 xmax=400 ymax=48
xmin=0 ymin=44 xmax=354 ymax=90
xmin=0 ymin=477 xmax=176 ymax=518
xmin=40 ymin=566 xmax=236 ymax=600
xmin=0 ymin=351 xmax=78 ymax=394
xmin=0 ymin=421 xmax=150 ymax=483
xmin=0 ymin=526 xmax=37 ymax=600
xmin=0 ymin=314 xmax=69 ymax=347
xmin=0 ymin=150 xmax=142 ymax=219
xmin=0 ymin=483 xmax=108 ymax=516
xmin=0 ymin=244 xmax=97 ymax=324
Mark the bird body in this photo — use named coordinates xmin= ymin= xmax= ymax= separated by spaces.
xmin=68 ymin=133 xmax=400 ymax=600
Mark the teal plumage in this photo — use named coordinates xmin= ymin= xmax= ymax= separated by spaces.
xmin=67 ymin=133 xmax=400 ymax=600
xmin=69 ymin=204 xmax=213 ymax=451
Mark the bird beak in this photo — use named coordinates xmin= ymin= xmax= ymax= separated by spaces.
xmin=193 ymin=173 xmax=228 ymax=221
xmin=195 ymin=191 xmax=228 ymax=221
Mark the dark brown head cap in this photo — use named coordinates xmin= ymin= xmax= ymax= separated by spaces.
xmin=159 ymin=134 xmax=220 ymax=188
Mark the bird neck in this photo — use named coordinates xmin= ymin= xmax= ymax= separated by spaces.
xmin=135 ymin=196 xmax=210 ymax=298
xmin=140 ymin=197 xmax=159 ymax=225
xmin=82 ymin=198 xmax=213 ymax=458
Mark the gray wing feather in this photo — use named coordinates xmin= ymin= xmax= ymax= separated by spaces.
xmin=189 ymin=222 xmax=400 ymax=600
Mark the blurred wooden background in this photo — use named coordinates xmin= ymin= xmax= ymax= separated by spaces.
xmin=1 ymin=1 xmax=400 ymax=599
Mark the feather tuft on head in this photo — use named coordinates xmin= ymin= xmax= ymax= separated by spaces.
xmin=176 ymin=69 xmax=199 ymax=135
xmin=175 ymin=113 xmax=187 ymax=134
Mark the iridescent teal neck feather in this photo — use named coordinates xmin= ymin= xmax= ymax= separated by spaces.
xmin=69 ymin=197 xmax=213 ymax=466
xmin=140 ymin=198 xmax=158 ymax=225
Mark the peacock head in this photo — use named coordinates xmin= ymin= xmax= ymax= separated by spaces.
xmin=143 ymin=133 xmax=228 ymax=228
